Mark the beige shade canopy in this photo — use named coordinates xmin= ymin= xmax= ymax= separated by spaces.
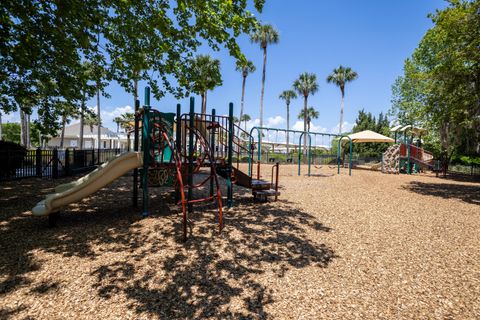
xmin=341 ymin=130 xmax=395 ymax=143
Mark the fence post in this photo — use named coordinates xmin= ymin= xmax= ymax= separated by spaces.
xmin=65 ymin=148 xmax=70 ymax=176
xmin=52 ymin=148 xmax=59 ymax=179
xmin=36 ymin=147 xmax=42 ymax=177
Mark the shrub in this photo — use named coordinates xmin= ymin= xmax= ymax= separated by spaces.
xmin=0 ymin=141 xmax=27 ymax=178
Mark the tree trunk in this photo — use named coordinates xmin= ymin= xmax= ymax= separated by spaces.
xmin=25 ymin=112 xmax=31 ymax=148
xmin=200 ymin=92 xmax=207 ymax=115
xmin=286 ymin=102 xmax=290 ymax=154
xmin=303 ymin=95 xmax=308 ymax=154
xmin=20 ymin=109 xmax=27 ymax=147
xmin=339 ymin=93 xmax=344 ymax=134
xmin=79 ymin=92 xmax=86 ymax=149
xmin=97 ymin=85 xmax=101 ymax=149
xmin=60 ymin=115 xmax=66 ymax=148
xmin=0 ymin=112 xmax=2 ymax=141
xmin=238 ymin=74 xmax=247 ymax=136
xmin=260 ymin=46 xmax=267 ymax=133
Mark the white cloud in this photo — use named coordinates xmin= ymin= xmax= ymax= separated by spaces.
xmin=331 ymin=121 xmax=353 ymax=134
xmin=292 ymin=120 xmax=327 ymax=133
xmin=100 ymin=105 xmax=134 ymax=130
xmin=266 ymin=115 xmax=285 ymax=127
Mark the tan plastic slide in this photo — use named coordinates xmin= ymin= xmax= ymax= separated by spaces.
xmin=32 ymin=152 xmax=143 ymax=216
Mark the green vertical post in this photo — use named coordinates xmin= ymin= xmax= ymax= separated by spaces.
xmin=307 ymin=133 xmax=312 ymax=177
xmin=227 ymin=103 xmax=234 ymax=208
xmin=133 ymin=99 xmax=140 ymax=208
xmin=349 ymin=139 xmax=352 ymax=176
xmin=337 ymin=138 xmax=341 ymax=174
xmin=257 ymin=130 xmax=261 ymax=162
xmin=187 ymin=97 xmax=194 ymax=213
xmin=248 ymin=127 xmax=259 ymax=176
xmin=142 ymin=87 xmax=151 ymax=217
xmin=210 ymin=108 xmax=216 ymax=198
xmin=298 ymin=132 xmax=303 ymax=176
xmin=174 ymin=103 xmax=181 ymax=203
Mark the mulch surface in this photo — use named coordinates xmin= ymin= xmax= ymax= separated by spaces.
xmin=1 ymin=165 xmax=479 ymax=319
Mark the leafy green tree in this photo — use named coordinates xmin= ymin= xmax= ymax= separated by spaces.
xmin=391 ymin=0 xmax=480 ymax=172
xmin=235 ymin=60 xmax=256 ymax=135
xmin=293 ymin=72 xmax=319 ymax=151
xmin=250 ymin=24 xmax=280 ymax=129
xmin=0 ymin=123 xmax=21 ymax=144
xmin=351 ymin=109 xmax=390 ymax=156
xmin=279 ymin=90 xmax=297 ymax=153
xmin=188 ymin=55 xmax=222 ymax=115
xmin=298 ymin=107 xmax=319 ymax=132
xmin=2 ymin=0 xmax=265 ymax=131
xmin=327 ymin=65 xmax=358 ymax=134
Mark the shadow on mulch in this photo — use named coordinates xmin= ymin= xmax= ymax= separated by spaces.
xmin=91 ymin=199 xmax=335 ymax=318
xmin=402 ymin=181 xmax=480 ymax=205
xmin=0 ymin=176 xmax=335 ymax=319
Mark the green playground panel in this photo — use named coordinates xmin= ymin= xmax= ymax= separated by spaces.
xmin=152 ymin=112 xmax=175 ymax=163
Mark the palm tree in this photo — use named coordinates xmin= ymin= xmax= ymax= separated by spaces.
xmin=240 ymin=114 xmax=251 ymax=133
xmin=293 ymin=72 xmax=319 ymax=152
xmin=113 ymin=116 xmax=123 ymax=134
xmin=58 ymin=101 xmax=78 ymax=148
xmin=189 ymin=54 xmax=222 ymax=115
xmin=250 ymin=24 xmax=279 ymax=130
xmin=82 ymin=111 xmax=98 ymax=149
xmin=120 ymin=112 xmax=135 ymax=132
xmin=235 ymin=60 xmax=255 ymax=135
xmin=326 ymin=65 xmax=358 ymax=134
xmin=298 ymin=107 xmax=319 ymax=132
xmin=279 ymin=90 xmax=297 ymax=153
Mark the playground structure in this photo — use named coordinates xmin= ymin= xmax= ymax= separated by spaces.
xmin=248 ymin=127 xmax=353 ymax=176
xmin=32 ymin=87 xmax=281 ymax=240
xmin=382 ymin=125 xmax=435 ymax=174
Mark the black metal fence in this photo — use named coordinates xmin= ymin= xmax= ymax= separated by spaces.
xmin=0 ymin=148 xmax=122 ymax=181
xmin=448 ymin=164 xmax=480 ymax=177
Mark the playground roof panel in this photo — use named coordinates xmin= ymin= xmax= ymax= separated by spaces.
xmin=342 ymin=130 xmax=394 ymax=143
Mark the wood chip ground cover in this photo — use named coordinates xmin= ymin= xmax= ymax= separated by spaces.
xmin=0 ymin=165 xmax=479 ymax=319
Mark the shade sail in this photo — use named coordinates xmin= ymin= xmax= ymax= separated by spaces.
xmin=341 ymin=130 xmax=395 ymax=143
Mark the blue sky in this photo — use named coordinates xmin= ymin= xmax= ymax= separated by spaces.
xmin=3 ymin=0 xmax=447 ymax=134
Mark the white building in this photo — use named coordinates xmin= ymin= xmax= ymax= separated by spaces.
xmin=48 ymin=123 xmax=130 ymax=149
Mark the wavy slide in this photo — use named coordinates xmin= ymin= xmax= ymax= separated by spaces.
xmin=32 ymin=152 xmax=143 ymax=216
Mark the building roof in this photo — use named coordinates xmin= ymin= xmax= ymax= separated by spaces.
xmin=57 ymin=123 xmax=123 ymax=139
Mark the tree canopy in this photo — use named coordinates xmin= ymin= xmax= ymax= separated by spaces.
xmin=390 ymin=0 xmax=480 ymax=160
xmin=1 ymin=0 xmax=265 ymax=132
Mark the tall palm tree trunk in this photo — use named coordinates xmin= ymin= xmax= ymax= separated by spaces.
xmin=303 ymin=95 xmax=308 ymax=154
xmin=79 ymin=91 xmax=86 ymax=149
xmin=286 ymin=102 xmax=290 ymax=154
xmin=20 ymin=109 xmax=26 ymax=146
xmin=238 ymin=75 xmax=246 ymax=136
xmin=97 ymin=85 xmax=101 ymax=149
xmin=339 ymin=93 xmax=344 ymax=134
xmin=200 ymin=92 xmax=207 ymax=115
xmin=26 ymin=112 xmax=31 ymax=148
xmin=260 ymin=46 xmax=267 ymax=132
xmin=60 ymin=115 xmax=66 ymax=148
